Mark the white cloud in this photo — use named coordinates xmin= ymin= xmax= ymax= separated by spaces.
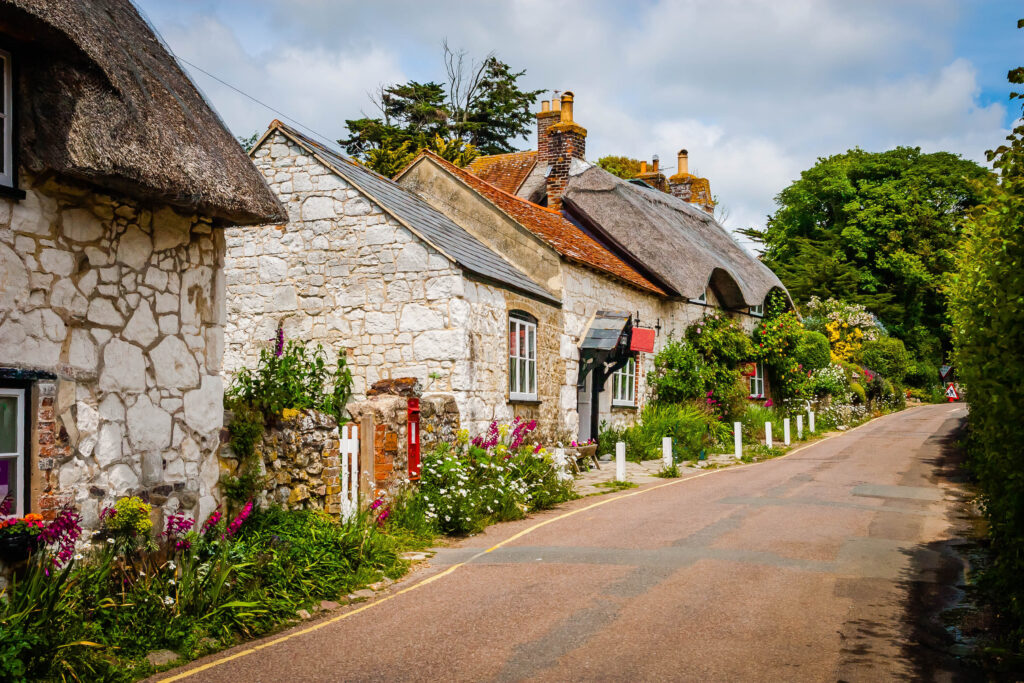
xmin=140 ymin=0 xmax=1009 ymax=242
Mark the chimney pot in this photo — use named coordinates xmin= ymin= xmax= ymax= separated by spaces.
xmin=640 ymin=161 xmax=648 ymax=174
xmin=652 ymin=155 xmax=660 ymax=173
xmin=677 ymin=149 xmax=689 ymax=176
xmin=560 ymin=91 xmax=574 ymax=123
xmin=541 ymin=100 xmax=550 ymax=113
xmin=552 ymin=98 xmax=561 ymax=111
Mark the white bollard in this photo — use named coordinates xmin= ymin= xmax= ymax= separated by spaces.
xmin=784 ymin=418 xmax=791 ymax=446
xmin=615 ymin=441 xmax=626 ymax=481
xmin=734 ymin=422 xmax=742 ymax=459
xmin=765 ymin=422 xmax=773 ymax=448
xmin=797 ymin=414 xmax=803 ymax=440
xmin=809 ymin=411 xmax=815 ymax=433
xmin=662 ymin=436 xmax=673 ymax=469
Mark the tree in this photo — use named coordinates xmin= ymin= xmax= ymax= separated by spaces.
xmin=948 ymin=19 xmax=1024 ymax=640
xmin=752 ymin=147 xmax=992 ymax=365
xmin=340 ymin=44 xmax=542 ymax=174
xmin=237 ymin=132 xmax=259 ymax=152
xmin=597 ymin=156 xmax=643 ymax=179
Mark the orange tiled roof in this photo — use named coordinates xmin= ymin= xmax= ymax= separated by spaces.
xmin=465 ymin=151 xmax=537 ymax=195
xmin=424 ymin=151 xmax=666 ymax=296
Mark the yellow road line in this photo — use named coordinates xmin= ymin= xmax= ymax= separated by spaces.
xmin=158 ymin=407 xmax=920 ymax=681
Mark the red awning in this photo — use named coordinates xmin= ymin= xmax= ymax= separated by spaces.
xmin=630 ymin=327 xmax=655 ymax=353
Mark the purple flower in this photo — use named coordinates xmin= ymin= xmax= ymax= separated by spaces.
xmin=201 ymin=507 xmax=223 ymax=536
xmin=224 ymin=500 xmax=253 ymax=538
xmin=274 ymin=327 xmax=284 ymax=357
xmin=39 ymin=507 xmax=82 ymax=567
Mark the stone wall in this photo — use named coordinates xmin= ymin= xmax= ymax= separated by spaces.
xmin=0 ymin=174 xmax=226 ymax=528
xmin=246 ymin=409 xmax=344 ymax=514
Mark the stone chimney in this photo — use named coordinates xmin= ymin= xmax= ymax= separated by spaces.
xmin=635 ymin=154 xmax=669 ymax=192
xmin=668 ymin=148 xmax=715 ymax=214
xmin=539 ymin=91 xmax=587 ymax=211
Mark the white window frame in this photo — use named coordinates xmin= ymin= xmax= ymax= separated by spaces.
xmin=748 ymin=362 xmax=765 ymax=399
xmin=0 ymin=49 xmax=12 ymax=189
xmin=0 ymin=387 xmax=25 ymax=517
xmin=612 ymin=356 xmax=637 ymax=407
xmin=509 ymin=314 xmax=537 ymax=401
xmin=749 ymin=304 xmax=764 ymax=317
xmin=690 ymin=289 xmax=707 ymax=305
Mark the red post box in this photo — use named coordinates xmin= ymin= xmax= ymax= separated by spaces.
xmin=407 ymin=398 xmax=421 ymax=480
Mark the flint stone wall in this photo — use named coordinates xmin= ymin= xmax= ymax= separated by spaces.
xmin=0 ymin=174 xmax=226 ymax=528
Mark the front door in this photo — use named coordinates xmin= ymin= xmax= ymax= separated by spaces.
xmin=0 ymin=387 xmax=25 ymax=516
xmin=577 ymin=372 xmax=592 ymax=441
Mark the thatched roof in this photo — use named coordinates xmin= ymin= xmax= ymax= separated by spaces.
xmin=562 ymin=164 xmax=790 ymax=309
xmin=4 ymin=0 xmax=284 ymax=225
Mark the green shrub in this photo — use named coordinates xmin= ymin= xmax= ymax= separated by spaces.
xmin=740 ymin=404 xmax=785 ymax=444
xmin=598 ymin=402 xmax=730 ymax=463
xmin=227 ymin=340 xmax=352 ymax=422
xmin=858 ymin=336 xmax=910 ymax=383
xmin=805 ymin=363 xmax=849 ymax=399
xmin=904 ymin=359 xmax=939 ymax=389
xmin=849 ymin=381 xmax=867 ymax=405
xmin=647 ymin=336 xmax=709 ymax=404
xmin=794 ymin=330 xmax=831 ymax=372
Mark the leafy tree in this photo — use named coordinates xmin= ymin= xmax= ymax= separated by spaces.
xmin=597 ymin=156 xmax=643 ymax=179
xmin=237 ymin=132 xmax=259 ymax=152
xmin=948 ymin=18 xmax=1024 ymax=644
xmin=857 ymin=337 xmax=910 ymax=384
xmin=751 ymin=147 xmax=992 ymax=365
xmin=341 ymin=44 xmax=542 ymax=174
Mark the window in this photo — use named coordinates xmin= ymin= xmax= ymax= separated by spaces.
xmin=0 ymin=387 xmax=25 ymax=516
xmin=690 ymin=289 xmax=707 ymax=305
xmin=509 ymin=313 xmax=537 ymax=400
xmin=749 ymin=304 xmax=764 ymax=317
xmin=748 ymin=363 xmax=765 ymax=398
xmin=0 ymin=49 xmax=12 ymax=189
xmin=612 ymin=356 xmax=637 ymax=407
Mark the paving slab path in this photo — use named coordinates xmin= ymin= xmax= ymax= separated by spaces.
xmin=156 ymin=404 xmax=978 ymax=682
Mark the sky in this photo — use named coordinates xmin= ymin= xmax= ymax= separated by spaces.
xmin=135 ymin=0 xmax=1022 ymax=244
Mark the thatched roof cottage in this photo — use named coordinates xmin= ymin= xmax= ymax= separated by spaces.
xmin=0 ymin=0 xmax=283 ymax=527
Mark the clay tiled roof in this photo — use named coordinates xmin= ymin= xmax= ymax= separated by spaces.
xmin=421 ymin=152 xmax=666 ymax=296
xmin=465 ymin=151 xmax=538 ymax=195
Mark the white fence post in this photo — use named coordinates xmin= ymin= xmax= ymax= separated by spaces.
xmin=662 ymin=437 xmax=673 ymax=469
xmin=734 ymin=422 xmax=742 ymax=459
xmin=796 ymin=415 xmax=803 ymax=440
xmin=809 ymin=411 xmax=815 ymax=434
xmin=765 ymin=422 xmax=773 ymax=449
xmin=783 ymin=418 xmax=791 ymax=446
xmin=340 ymin=423 xmax=360 ymax=521
xmin=615 ymin=441 xmax=626 ymax=481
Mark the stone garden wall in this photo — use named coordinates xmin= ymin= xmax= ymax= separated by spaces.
xmin=0 ymin=175 xmax=226 ymax=528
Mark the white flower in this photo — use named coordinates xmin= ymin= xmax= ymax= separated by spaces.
xmin=74 ymin=553 xmax=83 ymax=561
xmin=163 ymin=596 xmax=174 ymax=606
xmin=106 ymin=538 xmax=115 ymax=544
xmin=138 ymin=570 xmax=146 ymax=576
xmin=168 ymin=579 xmax=176 ymax=586
xmin=167 ymin=561 xmax=176 ymax=570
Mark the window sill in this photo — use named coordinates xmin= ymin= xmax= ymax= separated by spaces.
xmin=0 ymin=184 xmax=26 ymax=201
xmin=611 ymin=403 xmax=637 ymax=411
xmin=508 ymin=398 xmax=541 ymax=406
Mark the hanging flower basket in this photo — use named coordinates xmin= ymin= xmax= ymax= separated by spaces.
xmin=0 ymin=531 xmax=37 ymax=564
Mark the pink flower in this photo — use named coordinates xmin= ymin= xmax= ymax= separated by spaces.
xmin=225 ymin=500 xmax=253 ymax=538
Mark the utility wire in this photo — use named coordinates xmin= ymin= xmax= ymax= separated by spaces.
xmin=171 ymin=54 xmax=338 ymax=147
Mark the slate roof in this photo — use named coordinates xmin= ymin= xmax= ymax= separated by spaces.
xmin=410 ymin=151 xmax=666 ymax=296
xmin=562 ymin=164 xmax=789 ymax=308
xmin=7 ymin=0 xmax=283 ymax=225
xmin=465 ymin=151 xmax=538 ymax=195
xmin=264 ymin=122 xmax=559 ymax=306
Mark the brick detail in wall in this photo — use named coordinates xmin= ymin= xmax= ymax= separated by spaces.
xmin=36 ymin=382 xmax=72 ymax=520
xmin=545 ymin=127 xmax=586 ymax=212
xmin=536 ymin=110 xmax=561 ymax=166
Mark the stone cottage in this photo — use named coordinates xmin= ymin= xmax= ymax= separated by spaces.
xmin=223 ymin=121 xmax=560 ymax=436
xmin=398 ymin=93 xmax=790 ymax=440
xmin=0 ymin=0 xmax=284 ymax=525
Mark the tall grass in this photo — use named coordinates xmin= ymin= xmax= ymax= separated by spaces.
xmin=740 ymin=404 xmax=785 ymax=444
xmin=599 ymin=402 xmax=730 ymax=463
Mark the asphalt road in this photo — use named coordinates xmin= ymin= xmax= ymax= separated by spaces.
xmin=157 ymin=404 xmax=975 ymax=682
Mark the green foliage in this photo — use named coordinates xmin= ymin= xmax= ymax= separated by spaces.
xmin=752 ymin=310 xmax=807 ymax=402
xmin=741 ymin=443 xmax=787 ymax=463
xmin=412 ymin=420 xmax=576 ymax=535
xmin=754 ymin=146 xmax=992 ymax=364
xmin=646 ymin=336 xmax=708 ymax=404
xmin=0 ymin=504 xmax=421 ymax=680
xmin=858 ymin=336 xmax=910 ymax=383
xmin=805 ymin=363 xmax=849 ymax=400
xmin=341 ymin=48 xmax=543 ymax=174
xmin=654 ymin=463 xmax=681 ymax=478
xmin=598 ymin=402 xmax=730 ymax=463
xmin=597 ymin=155 xmax=643 ymax=179
xmin=593 ymin=480 xmax=638 ymax=492
xmin=948 ymin=25 xmax=1024 ymax=645
xmin=904 ymin=359 xmax=939 ymax=389
xmin=227 ymin=340 xmax=352 ymax=423
xmin=794 ymin=330 xmax=831 ymax=372
xmin=739 ymin=404 xmax=784 ymax=444
xmin=237 ymin=131 xmax=260 ymax=153
xmin=849 ymin=381 xmax=867 ymax=405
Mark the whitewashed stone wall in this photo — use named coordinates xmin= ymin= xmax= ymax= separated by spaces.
xmin=225 ymin=133 xmax=517 ymax=435
xmin=0 ymin=175 xmax=226 ymax=528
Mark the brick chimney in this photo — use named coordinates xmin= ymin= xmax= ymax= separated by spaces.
xmin=539 ymin=91 xmax=587 ymax=211
xmin=668 ymin=148 xmax=715 ymax=214
xmin=635 ymin=154 xmax=669 ymax=192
